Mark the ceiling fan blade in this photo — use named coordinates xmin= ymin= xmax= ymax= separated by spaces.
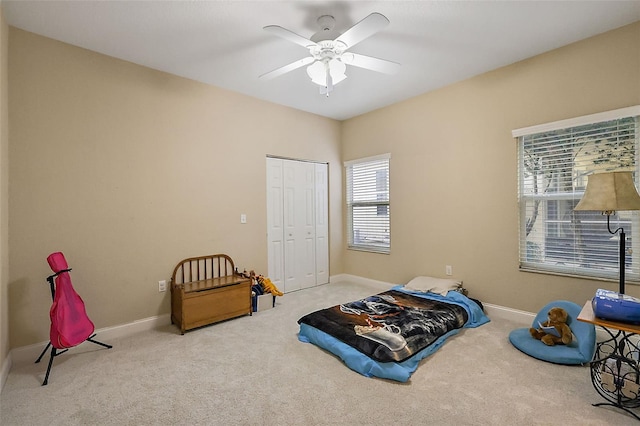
xmin=341 ymin=52 xmax=400 ymax=75
xmin=259 ymin=56 xmax=315 ymax=80
xmin=264 ymin=25 xmax=318 ymax=49
xmin=335 ymin=12 xmax=389 ymax=50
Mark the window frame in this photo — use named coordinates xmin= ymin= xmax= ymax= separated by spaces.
xmin=513 ymin=106 xmax=640 ymax=282
xmin=344 ymin=153 xmax=391 ymax=254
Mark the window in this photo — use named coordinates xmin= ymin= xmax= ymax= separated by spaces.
xmin=513 ymin=106 xmax=640 ymax=282
xmin=345 ymin=154 xmax=390 ymax=253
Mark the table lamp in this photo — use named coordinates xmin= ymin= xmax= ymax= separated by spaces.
xmin=574 ymin=172 xmax=640 ymax=294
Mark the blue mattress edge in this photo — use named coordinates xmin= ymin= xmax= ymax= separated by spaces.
xmin=297 ymin=288 xmax=490 ymax=382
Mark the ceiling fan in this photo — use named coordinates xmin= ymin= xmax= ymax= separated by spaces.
xmin=259 ymin=12 xmax=400 ymax=96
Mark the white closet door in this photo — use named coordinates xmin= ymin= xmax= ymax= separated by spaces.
xmin=284 ymin=160 xmax=316 ymax=291
xmin=281 ymin=160 xmax=299 ymax=292
xmin=266 ymin=158 xmax=284 ymax=290
xmin=315 ymin=163 xmax=329 ymax=285
xmin=267 ymin=157 xmax=328 ymax=293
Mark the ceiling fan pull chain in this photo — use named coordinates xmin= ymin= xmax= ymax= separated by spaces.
xmin=324 ymin=61 xmax=333 ymax=96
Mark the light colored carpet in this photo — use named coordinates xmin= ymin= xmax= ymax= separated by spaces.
xmin=0 ymin=279 xmax=635 ymax=425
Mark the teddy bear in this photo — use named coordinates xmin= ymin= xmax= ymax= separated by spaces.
xmin=529 ymin=306 xmax=573 ymax=346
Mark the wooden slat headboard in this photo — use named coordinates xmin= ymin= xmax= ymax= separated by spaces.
xmin=171 ymin=254 xmax=235 ymax=285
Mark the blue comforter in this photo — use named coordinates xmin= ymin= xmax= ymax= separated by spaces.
xmin=297 ymin=286 xmax=489 ymax=382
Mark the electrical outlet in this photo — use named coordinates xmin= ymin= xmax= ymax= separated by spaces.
xmin=158 ymin=280 xmax=167 ymax=292
xmin=446 ymin=265 xmax=453 ymax=276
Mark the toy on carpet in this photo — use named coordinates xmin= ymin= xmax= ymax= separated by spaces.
xmin=256 ymin=275 xmax=283 ymax=296
xmin=529 ymin=306 xmax=573 ymax=346
xmin=239 ymin=269 xmax=283 ymax=297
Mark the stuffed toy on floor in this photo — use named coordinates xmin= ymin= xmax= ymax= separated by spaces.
xmin=248 ymin=270 xmax=283 ymax=297
xmin=257 ymin=275 xmax=283 ymax=297
xmin=529 ymin=306 xmax=573 ymax=346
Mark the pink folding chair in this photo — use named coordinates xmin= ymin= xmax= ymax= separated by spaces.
xmin=34 ymin=252 xmax=112 ymax=385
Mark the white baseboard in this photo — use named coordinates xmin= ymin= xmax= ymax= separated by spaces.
xmin=1 ymin=351 xmax=11 ymax=394
xmin=9 ymin=313 xmax=171 ymax=367
xmin=483 ymin=303 xmax=535 ymax=325
xmin=330 ymin=273 xmax=402 ymax=292
xmin=328 ymin=273 xmax=352 ymax=285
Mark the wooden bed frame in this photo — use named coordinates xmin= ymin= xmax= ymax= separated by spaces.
xmin=170 ymin=254 xmax=251 ymax=334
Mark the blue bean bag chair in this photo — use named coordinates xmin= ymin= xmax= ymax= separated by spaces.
xmin=509 ymin=300 xmax=596 ymax=365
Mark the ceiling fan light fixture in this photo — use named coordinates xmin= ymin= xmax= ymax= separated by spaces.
xmin=306 ymin=59 xmax=346 ymax=87
xmin=262 ymin=12 xmax=398 ymax=95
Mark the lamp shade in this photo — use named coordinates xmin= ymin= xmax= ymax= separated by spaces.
xmin=306 ymin=59 xmax=346 ymax=87
xmin=574 ymin=171 xmax=640 ymax=212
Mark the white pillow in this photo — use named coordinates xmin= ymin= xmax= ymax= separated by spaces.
xmin=404 ymin=276 xmax=461 ymax=296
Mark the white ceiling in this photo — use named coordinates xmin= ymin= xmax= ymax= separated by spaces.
xmin=4 ymin=1 xmax=640 ymax=120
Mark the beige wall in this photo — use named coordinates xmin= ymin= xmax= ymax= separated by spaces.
xmin=6 ymin=19 xmax=640 ymax=350
xmin=8 ymin=28 xmax=343 ymax=348
xmin=0 ymin=8 xmax=9 ymax=380
xmin=341 ymin=22 xmax=640 ymax=313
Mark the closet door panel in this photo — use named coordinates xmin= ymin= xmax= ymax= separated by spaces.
xmin=283 ymin=160 xmax=301 ymax=292
xmin=266 ymin=158 xmax=285 ymax=290
xmin=267 ymin=158 xmax=328 ymax=293
xmin=304 ymin=162 xmax=317 ymax=287
xmin=292 ymin=160 xmax=316 ymax=289
xmin=315 ymin=163 xmax=329 ymax=285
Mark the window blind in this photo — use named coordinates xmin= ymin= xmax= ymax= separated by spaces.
xmin=514 ymin=107 xmax=640 ymax=282
xmin=345 ymin=154 xmax=391 ymax=253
